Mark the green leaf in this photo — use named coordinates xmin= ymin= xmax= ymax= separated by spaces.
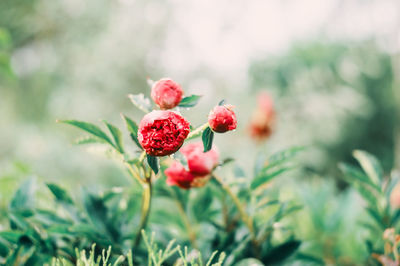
xmin=58 ymin=120 xmax=114 ymax=148
xmin=9 ymin=178 xmax=35 ymax=215
xmin=353 ymin=150 xmax=383 ymax=185
xmin=103 ymin=121 xmax=124 ymax=153
xmin=202 ymin=127 xmax=214 ymax=152
xmin=339 ymin=163 xmax=381 ymax=192
xmin=219 ymin=158 xmax=234 ymax=167
xmin=122 ymin=115 xmax=142 ymax=149
xmin=234 ymin=258 xmax=264 ymax=266
xmin=147 ymin=155 xmax=159 ymax=174
xmin=178 ymin=95 xmax=202 ymax=108
xmin=0 ymin=237 xmax=9 ymax=257
xmin=128 ymin=93 xmax=152 ymax=113
xmin=353 ymin=182 xmax=377 ymax=207
xmin=81 ymin=189 xmax=119 ymax=242
xmin=46 ymin=183 xmax=73 ymax=205
xmin=265 ymin=146 xmax=305 ymax=170
xmin=262 ymin=240 xmax=301 ymax=264
xmin=218 ymin=99 xmax=226 ymax=106
xmin=74 ymin=136 xmax=106 ymax=145
xmin=251 ymin=166 xmax=294 ymax=190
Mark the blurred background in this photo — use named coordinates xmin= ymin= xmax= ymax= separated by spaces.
xmin=0 ymin=0 xmax=400 ymax=262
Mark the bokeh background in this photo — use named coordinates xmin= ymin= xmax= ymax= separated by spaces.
xmin=1 ymin=0 xmax=400 ymax=262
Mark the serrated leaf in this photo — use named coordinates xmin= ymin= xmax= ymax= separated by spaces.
xmin=128 ymin=93 xmax=152 ymax=113
xmin=122 ymin=115 xmax=142 ymax=149
xmin=261 ymin=240 xmax=301 ymax=264
xmin=147 ymin=155 xmax=159 ymax=174
xmin=46 ymin=183 xmax=73 ymax=205
xmin=202 ymin=127 xmax=214 ymax=152
xmin=103 ymin=121 xmax=124 ymax=153
xmin=178 ymin=95 xmax=202 ymax=108
xmin=353 ymin=150 xmax=383 ymax=185
xmin=58 ymin=120 xmax=114 ymax=148
xmin=251 ymin=166 xmax=294 ymax=190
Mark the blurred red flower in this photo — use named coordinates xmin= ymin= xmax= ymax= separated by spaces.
xmin=248 ymin=92 xmax=276 ymax=141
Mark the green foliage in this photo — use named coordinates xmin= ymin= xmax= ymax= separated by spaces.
xmin=202 ymin=127 xmax=214 ymax=152
xmin=178 ymin=95 xmax=202 ymax=108
xmin=339 ymin=150 xmax=399 ymax=257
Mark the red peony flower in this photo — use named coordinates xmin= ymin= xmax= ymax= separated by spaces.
xmin=165 ymin=142 xmax=219 ymax=189
xmin=208 ymin=105 xmax=237 ymax=133
xmin=151 ymin=78 xmax=183 ymax=109
xmin=248 ymin=92 xmax=276 ymax=141
xmin=180 ymin=142 xmax=219 ymax=176
xmin=165 ymin=161 xmax=195 ymax=189
xmin=138 ymin=110 xmax=190 ymax=156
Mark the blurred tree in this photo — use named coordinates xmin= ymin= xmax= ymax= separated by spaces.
xmin=249 ymin=42 xmax=397 ymax=180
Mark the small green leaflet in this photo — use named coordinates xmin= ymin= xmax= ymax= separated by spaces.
xmin=218 ymin=99 xmax=226 ymax=106
xmin=178 ymin=95 xmax=202 ymax=108
xmin=147 ymin=155 xmax=159 ymax=174
xmin=128 ymin=93 xmax=152 ymax=113
xmin=57 ymin=120 xmax=115 ymax=148
xmin=46 ymin=183 xmax=74 ymax=205
xmin=103 ymin=121 xmax=124 ymax=154
xmin=121 ymin=114 xmax=142 ymax=150
xmin=202 ymin=126 xmax=214 ymax=152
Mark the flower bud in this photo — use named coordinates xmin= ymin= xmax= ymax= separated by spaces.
xmin=390 ymin=183 xmax=400 ymax=209
xmin=208 ymin=105 xmax=237 ymax=133
xmin=165 ymin=162 xmax=195 ymax=189
xmin=138 ymin=110 xmax=190 ymax=156
xmin=164 ymin=142 xmax=219 ymax=189
xmin=151 ymin=78 xmax=183 ymax=109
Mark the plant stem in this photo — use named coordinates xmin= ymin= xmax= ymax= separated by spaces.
xmin=134 ymin=179 xmax=152 ymax=247
xmin=213 ymin=174 xmax=255 ymax=239
xmin=175 ymin=200 xmax=197 ymax=248
xmin=124 ymin=161 xmax=144 ymax=184
xmin=187 ymin=122 xmax=209 ymax=140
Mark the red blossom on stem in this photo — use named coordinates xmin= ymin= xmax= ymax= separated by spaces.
xmin=208 ymin=105 xmax=237 ymax=133
xmin=138 ymin=110 xmax=190 ymax=156
xmin=165 ymin=142 xmax=219 ymax=189
xmin=151 ymin=78 xmax=183 ymax=109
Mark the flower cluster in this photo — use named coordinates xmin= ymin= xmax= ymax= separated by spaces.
xmin=248 ymin=92 xmax=276 ymax=141
xmin=165 ymin=142 xmax=219 ymax=189
xmin=137 ymin=77 xmax=237 ymax=188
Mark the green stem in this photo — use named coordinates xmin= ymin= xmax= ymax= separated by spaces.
xmin=187 ymin=122 xmax=209 ymax=140
xmin=213 ymin=174 xmax=255 ymax=239
xmin=175 ymin=200 xmax=197 ymax=248
xmin=134 ymin=179 xmax=152 ymax=247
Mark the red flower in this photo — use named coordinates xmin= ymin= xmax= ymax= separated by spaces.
xmin=208 ymin=105 xmax=237 ymax=133
xmin=151 ymin=78 xmax=183 ymax=109
xmin=138 ymin=110 xmax=190 ymax=156
xmin=165 ymin=142 xmax=219 ymax=189
xmin=180 ymin=142 xmax=219 ymax=176
xmin=165 ymin=162 xmax=195 ymax=189
xmin=390 ymin=183 xmax=400 ymax=209
xmin=248 ymin=92 xmax=276 ymax=141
